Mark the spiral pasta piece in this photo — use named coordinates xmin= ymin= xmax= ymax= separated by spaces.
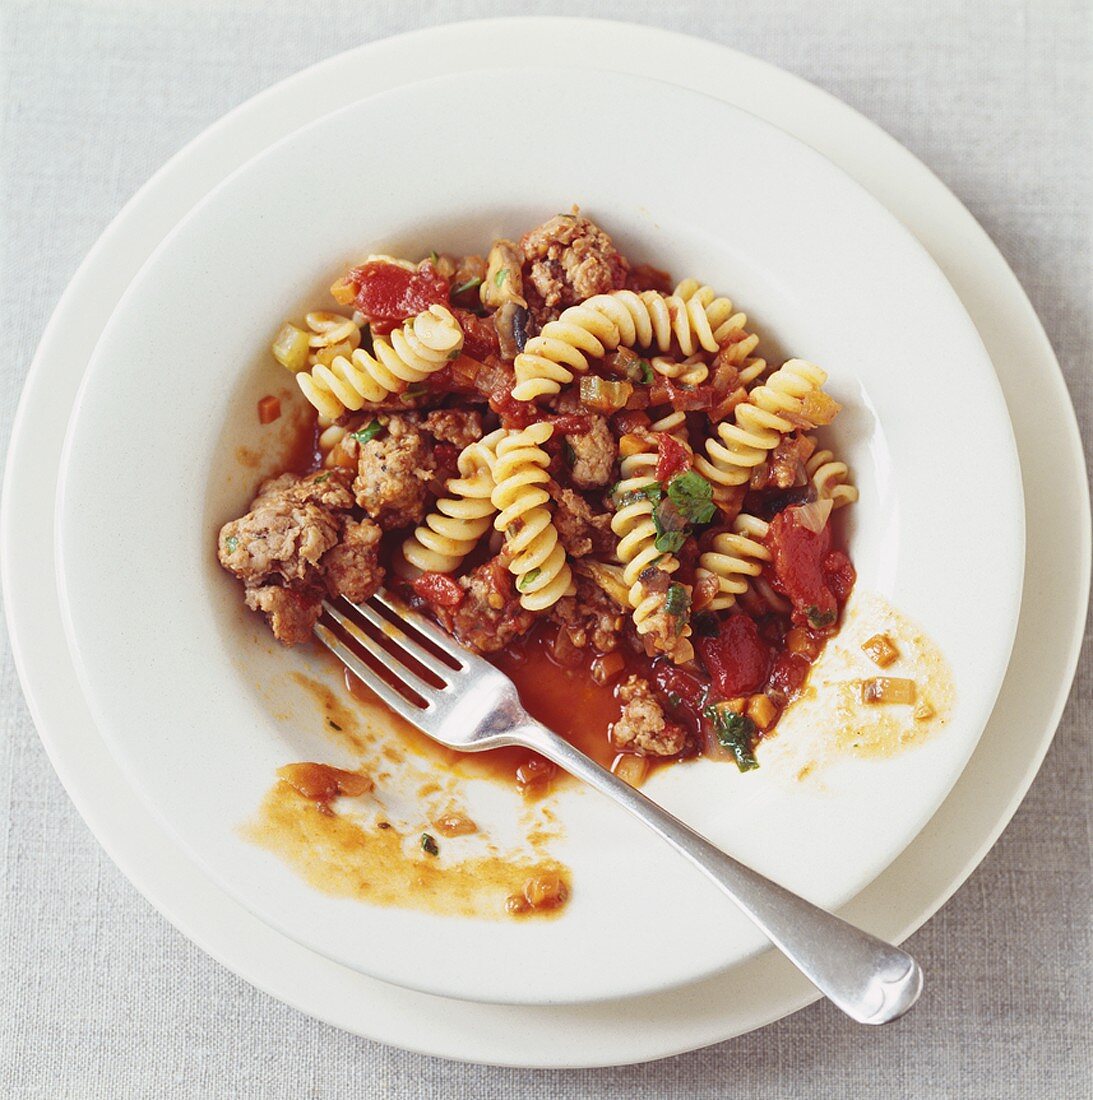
xmin=610 ymin=449 xmax=692 ymax=650
xmin=400 ymin=429 xmax=506 ymax=574
xmin=805 ymin=440 xmax=859 ymax=508
xmin=673 ymin=280 xmax=766 ymax=385
xmin=296 ymin=305 xmax=462 ymax=418
xmin=651 ymin=353 xmax=709 ymax=387
xmin=490 ymin=423 xmax=573 ymax=610
xmin=695 ymin=359 xmax=827 ymax=494
xmin=697 ymin=514 xmax=771 ymax=611
xmin=512 ymin=290 xmax=727 ymax=402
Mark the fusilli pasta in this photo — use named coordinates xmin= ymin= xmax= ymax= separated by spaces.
xmin=297 ymin=305 xmax=463 ymax=418
xmin=401 ymin=429 xmax=506 ymax=574
xmin=805 ymin=440 xmax=858 ymax=508
xmin=697 ymin=514 xmax=771 ymax=611
xmin=673 ymin=280 xmax=766 ymax=386
xmin=695 ymin=358 xmax=827 ymax=493
xmin=490 ymin=423 xmax=573 ymax=610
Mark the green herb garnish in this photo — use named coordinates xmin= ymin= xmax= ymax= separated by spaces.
xmin=328 ymin=719 xmax=342 ymax=732
xmin=614 ymin=481 xmax=663 ymax=508
xmin=421 ymin=833 xmax=440 ymax=856
xmin=400 ymin=383 xmax=429 ymax=402
xmin=494 ymin=267 xmax=508 ymax=287
xmin=666 ymin=470 xmax=716 ymax=525
xmin=350 ymin=420 xmax=384 ymax=444
xmin=428 ymin=250 xmax=439 ymax=264
xmin=313 ymin=472 xmax=331 ymax=483
xmin=806 ymin=606 xmax=837 ymax=629
xmin=626 ymin=357 xmax=654 ymax=385
xmin=663 ymin=582 xmax=690 ymax=624
xmin=225 ymin=535 xmax=238 ymax=553
xmin=453 ymin=276 xmax=482 ymax=295
xmin=516 ymin=568 xmax=541 ymax=592
xmin=654 ymin=529 xmax=687 ymax=554
xmin=562 ymin=440 xmax=577 ymax=466
xmin=704 ymin=704 xmax=760 ymax=772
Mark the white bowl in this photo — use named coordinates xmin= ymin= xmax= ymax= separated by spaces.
xmin=56 ymin=67 xmax=1023 ymax=1005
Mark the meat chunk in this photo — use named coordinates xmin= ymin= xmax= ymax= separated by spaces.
xmin=219 ymin=471 xmax=350 ymax=586
xmin=320 ymin=519 xmax=384 ymax=603
xmin=564 ymin=416 xmax=616 ymax=489
xmin=552 ymin=487 xmax=614 ymax=558
xmin=550 ymin=575 xmax=624 ymax=652
xmin=481 ymin=238 xmax=526 ymax=309
xmin=435 ymin=553 xmax=536 ymax=654
xmin=353 ymin=416 xmax=435 ymax=528
xmin=610 ymin=676 xmax=686 ymax=756
xmin=423 ymin=409 xmax=483 ymax=450
xmin=635 ymin=576 xmax=695 ymax=665
xmin=244 ymin=584 xmax=323 ymax=646
xmin=762 ymin=431 xmax=816 ymax=491
xmin=520 ymin=210 xmax=629 ymax=310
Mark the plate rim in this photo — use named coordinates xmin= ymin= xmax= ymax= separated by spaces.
xmin=2 ymin=16 xmax=1088 ymax=1067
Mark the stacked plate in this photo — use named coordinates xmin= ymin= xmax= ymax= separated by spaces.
xmin=4 ymin=19 xmax=1088 ymax=1067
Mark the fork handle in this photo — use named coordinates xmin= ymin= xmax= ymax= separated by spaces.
xmin=521 ymin=722 xmax=922 ymax=1025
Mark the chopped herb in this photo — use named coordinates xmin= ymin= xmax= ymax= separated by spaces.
xmin=494 ymin=267 xmax=508 ymax=287
xmin=327 ymin=719 xmax=342 ymax=731
xmin=421 ymin=833 xmax=439 ymax=856
xmin=350 ymin=420 xmax=384 ymax=444
xmin=313 ymin=472 xmax=331 ymax=483
xmin=654 ymin=529 xmax=687 ymax=554
xmin=806 ymin=606 xmax=838 ymax=629
xmin=666 ymin=692 xmax=682 ymax=709
xmin=453 ymin=276 xmax=482 ymax=295
xmin=400 ymin=383 xmax=429 ymax=403
xmin=664 ymin=582 xmax=690 ymax=623
xmin=225 ymin=535 xmax=239 ymax=553
xmin=562 ymin=440 xmax=577 ymax=466
xmin=626 ymin=357 xmax=654 ymax=385
xmin=614 ymin=481 xmax=663 ymax=508
xmin=704 ymin=704 xmax=760 ymax=771
xmin=447 ymin=348 xmax=462 ymax=360
xmin=692 ymin=612 xmax=719 ymax=637
xmin=667 ymin=470 xmax=716 ymax=525
xmin=428 ymin=250 xmax=439 ymax=264
xmin=516 ymin=568 xmax=541 ymax=592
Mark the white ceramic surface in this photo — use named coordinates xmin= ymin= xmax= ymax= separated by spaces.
xmin=4 ymin=19 xmax=1084 ymax=1065
xmin=54 ymin=64 xmax=1023 ymax=1005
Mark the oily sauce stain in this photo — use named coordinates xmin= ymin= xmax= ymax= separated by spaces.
xmin=244 ymin=782 xmax=569 ymax=920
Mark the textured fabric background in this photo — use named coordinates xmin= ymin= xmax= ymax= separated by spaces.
xmin=1 ymin=1 xmax=1090 ymax=1096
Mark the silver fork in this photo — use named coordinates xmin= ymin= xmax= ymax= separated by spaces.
xmin=314 ymin=591 xmax=923 ymax=1025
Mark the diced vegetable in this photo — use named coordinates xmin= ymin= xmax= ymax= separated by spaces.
xmin=522 ymin=874 xmax=568 ymax=910
xmin=861 ymin=677 xmax=917 ymax=705
xmin=794 ymin=498 xmax=834 ymax=534
xmin=862 ymin=633 xmax=900 ymax=668
xmin=745 ymin=693 xmax=778 ymax=731
xmin=913 ymin=699 xmax=935 ymax=721
xmin=611 ymin=753 xmax=649 ymax=788
xmin=420 ymin=833 xmax=440 ymax=856
xmin=257 ymin=395 xmax=281 ymax=424
xmin=618 ymin=432 xmax=650 ymax=458
xmin=271 ymin=323 xmax=311 ymax=372
xmin=786 ymin=626 xmax=821 ymax=660
xmin=574 ymin=559 xmax=631 ymax=609
xmin=580 ymin=375 xmax=633 ymax=412
xmin=590 ymin=651 xmax=626 ymax=685
xmin=432 ymin=813 xmax=478 ymax=837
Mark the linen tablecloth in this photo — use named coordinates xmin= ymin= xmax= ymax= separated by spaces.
xmin=1 ymin=1 xmax=1089 ymax=1095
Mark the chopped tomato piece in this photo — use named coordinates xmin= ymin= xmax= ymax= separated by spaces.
xmin=767 ymin=651 xmax=811 ymax=702
xmin=656 ymin=433 xmax=691 ymax=481
xmin=613 ymin=409 xmax=651 ymax=434
xmin=450 ymin=308 xmax=500 ymax=361
xmin=349 ymin=260 xmax=450 ymax=334
xmin=766 ymin=504 xmax=851 ymax=629
xmin=257 ymin=395 xmax=281 ymax=424
xmin=412 ymin=571 xmax=465 ymax=608
xmin=696 ymin=613 xmax=772 ymax=697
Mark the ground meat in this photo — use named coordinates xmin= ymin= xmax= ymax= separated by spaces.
xmin=320 ymin=519 xmax=384 ymax=603
xmin=550 ymin=576 xmax=624 ymax=652
xmin=218 ymin=471 xmax=352 ymax=586
xmin=353 ymin=416 xmax=435 ymax=528
xmin=244 ymin=584 xmax=323 ymax=646
xmin=552 ymin=487 xmax=614 ymax=558
xmin=423 ymin=409 xmax=483 ymax=450
xmin=610 ymin=676 xmax=686 ymax=756
xmin=564 ymin=416 xmax=616 ymax=488
xmin=520 ymin=210 xmax=629 ymax=311
xmin=435 ymin=553 xmax=536 ymax=654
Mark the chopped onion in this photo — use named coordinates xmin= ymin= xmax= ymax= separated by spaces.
xmin=794 ymin=497 xmax=834 ymax=533
xmin=611 ymin=754 xmax=649 ymax=788
xmin=861 ymin=677 xmax=917 ymax=705
xmin=580 ymin=375 xmax=633 ymax=412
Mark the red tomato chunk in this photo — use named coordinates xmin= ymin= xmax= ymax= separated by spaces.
xmin=656 ymin=433 xmax=691 ymax=481
xmin=411 ymin=571 xmax=465 ymax=608
xmin=766 ymin=505 xmax=854 ymax=629
xmin=696 ymin=614 xmax=772 ymax=697
xmin=350 ymin=261 xmax=450 ymax=334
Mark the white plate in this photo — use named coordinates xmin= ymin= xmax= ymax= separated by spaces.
xmin=4 ymin=17 xmax=1087 ymax=1064
xmin=54 ymin=66 xmax=1022 ymax=1005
